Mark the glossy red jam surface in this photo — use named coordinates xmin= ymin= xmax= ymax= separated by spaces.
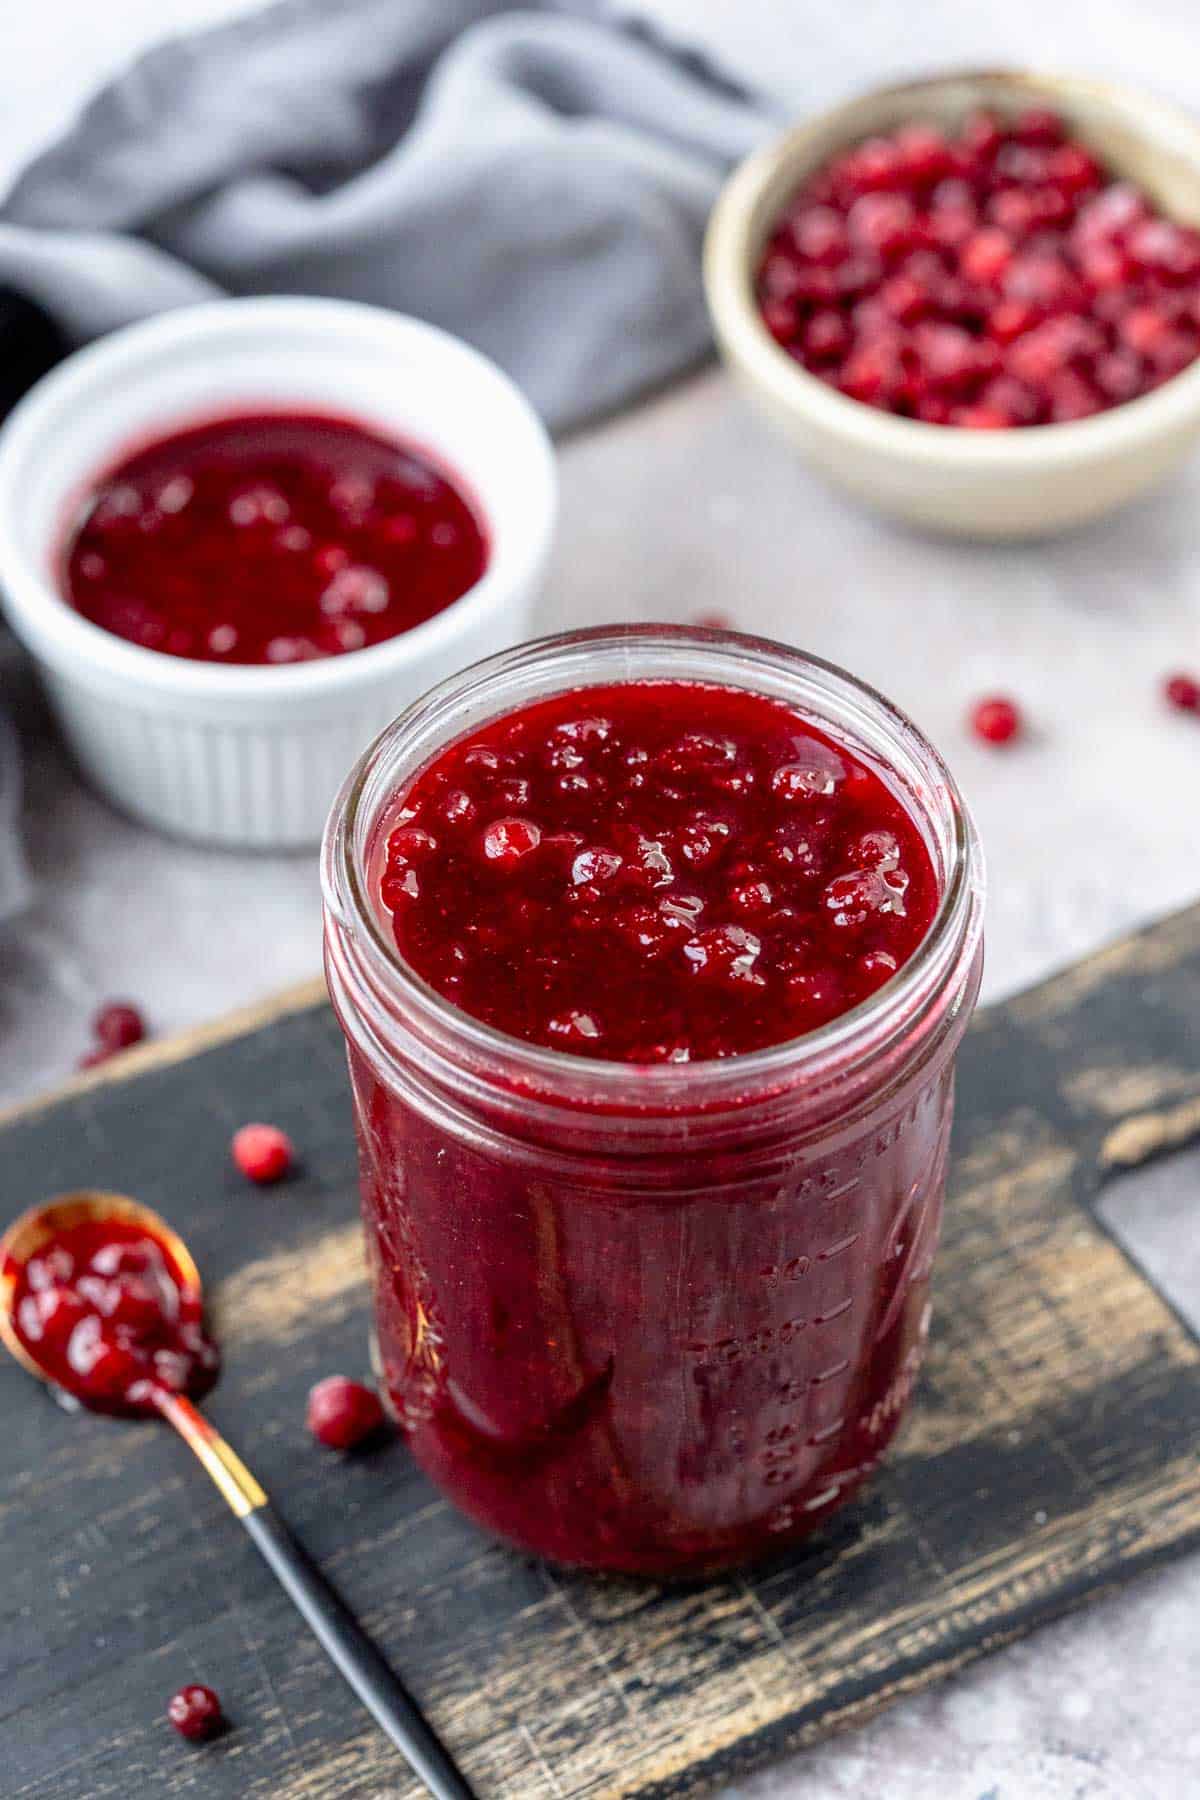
xmin=376 ymin=682 xmax=938 ymax=1060
xmin=9 ymin=1218 xmax=219 ymax=1415
xmin=757 ymin=107 xmax=1200 ymax=425
xmin=64 ymin=412 xmax=487 ymax=664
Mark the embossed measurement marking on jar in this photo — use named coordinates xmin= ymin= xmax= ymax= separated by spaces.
xmin=764 ymin=1454 xmax=883 ymax=1535
xmin=758 ymin=1231 xmax=863 ymax=1290
xmin=761 ymin=1414 xmax=847 ymax=1453
xmin=772 ymin=1168 xmax=864 ymax=1208
xmin=685 ymin=1293 xmax=854 ymax=1371
xmin=685 ymin=1317 xmax=810 ymax=1368
xmin=759 ymin=1256 xmax=811 ymax=1288
xmin=760 ymin=1409 xmax=852 ymax=1481
xmin=863 ymin=1342 xmax=925 ymax=1439
xmin=776 ymin=1356 xmax=851 ymax=1405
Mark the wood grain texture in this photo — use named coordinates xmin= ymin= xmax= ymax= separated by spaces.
xmin=4 ymin=906 xmax=1200 ymax=1799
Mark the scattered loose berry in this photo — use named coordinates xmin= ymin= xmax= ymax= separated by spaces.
xmin=78 ymin=1000 xmax=149 ymax=1071
xmin=306 ymin=1375 xmax=387 ymax=1451
xmin=970 ymin=695 xmax=1023 ymax=745
xmin=93 ymin=1001 xmax=146 ymax=1052
xmin=231 ymin=1123 xmax=294 ymax=1185
xmin=1164 ymin=671 xmax=1200 ymax=714
xmin=167 ymin=1683 xmax=224 ymax=1742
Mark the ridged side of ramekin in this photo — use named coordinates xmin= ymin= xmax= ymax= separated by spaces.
xmin=39 ymin=594 xmax=527 ymax=846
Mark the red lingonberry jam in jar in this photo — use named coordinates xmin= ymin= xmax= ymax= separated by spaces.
xmin=5 ymin=1208 xmax=218 ymax=1415
xmin=378 ymin=683 xmax=939 ymax=1056
xmin=756 ymin=107 xmax=1200 ymax=425
xmin=62 ymin=411 xmax=488 ymax=663
xmin=322 ymin=628 xmax=984 ymax=1575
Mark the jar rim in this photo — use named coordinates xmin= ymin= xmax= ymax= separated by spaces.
xmin=321 ymin=624 xmax=985 ymax=1112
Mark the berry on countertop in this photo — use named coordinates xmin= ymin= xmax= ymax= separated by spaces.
xmin=231 ymin=1123 xmax=294 ymax=1185
xmin=167 ymin=1683 xmax=224 ymax=1742
xmin=93 ymin=1001 xmax=146 ymax=1051
xmin=306 ymin=1375 xmax=387 ymax=1451
xmin=970 ymin=695 xmax=1023 ymax=745
xmin=78 ymin=1000 xmax=149 ymax=1071
xmin=1164 ymin=671 xmax=1200 ymax=714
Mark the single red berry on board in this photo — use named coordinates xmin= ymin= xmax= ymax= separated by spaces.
xmin=306 ymin=1375 xmax=387 ymax=1450
xmin=93 ymin=1001 xmax=146 ymax=1051
xmin=1164 ymin=672 xmax=1200 ymax=714
xmin=167 ymin=1683 xmax=224 ymax=1742
xmin=970 ymin=696 xmax=1023 ymax=746
xmin=231 ymin=1123 xmax=294 ymax=1185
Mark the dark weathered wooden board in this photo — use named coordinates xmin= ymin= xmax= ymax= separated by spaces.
xmin=4 ymin=905 xmax=1200 ymax=1800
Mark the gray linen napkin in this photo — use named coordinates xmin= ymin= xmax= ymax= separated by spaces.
xmin=0 ymin=0 xmax=773 ymax=432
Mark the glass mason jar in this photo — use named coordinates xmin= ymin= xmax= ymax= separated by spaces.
xmin=322 ymin=626 xmax=984 ymax=1577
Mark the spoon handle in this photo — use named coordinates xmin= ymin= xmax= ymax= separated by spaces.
xmin=157 ymin=1391 xmax=475 ymax=1800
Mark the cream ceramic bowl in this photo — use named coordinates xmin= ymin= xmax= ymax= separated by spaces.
xmin=0 ymin=298 xmax=556 ymax=846
xmin=705 ymin=71 xmax=1200 ymax=538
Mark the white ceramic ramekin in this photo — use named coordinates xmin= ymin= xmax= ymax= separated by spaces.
xmin=705 ymin=71 xmax=1200 ymax=538
xmin=0 ymin=298 xmax=557 ymax=846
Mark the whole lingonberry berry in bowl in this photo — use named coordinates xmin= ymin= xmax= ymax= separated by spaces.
xmin=705 ymin=72 xmax=1200 ymax=537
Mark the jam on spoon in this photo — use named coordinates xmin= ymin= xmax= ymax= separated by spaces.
xmin=10 ymin=1210 xmax=217 ymax=1414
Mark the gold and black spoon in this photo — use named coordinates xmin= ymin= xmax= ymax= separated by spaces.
xmin=0 ymin=1191 xmax=474 ymax=1800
